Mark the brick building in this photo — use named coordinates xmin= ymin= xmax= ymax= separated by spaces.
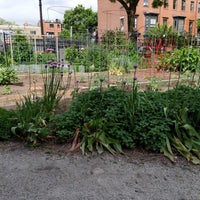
xmin=98 ymin=0 xmax=200 ymax=39
xmin=38 ymin=19 xmax=62 ymax=37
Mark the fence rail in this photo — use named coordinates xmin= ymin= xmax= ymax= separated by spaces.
xmin=0 ymin=33 xmax=200 ymax=90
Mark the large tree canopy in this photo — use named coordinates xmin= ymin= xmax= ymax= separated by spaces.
xmin=109 ymin=0 xmax=166 ymax=39
xmin=61 ymin=5 xmax=97 ymax=37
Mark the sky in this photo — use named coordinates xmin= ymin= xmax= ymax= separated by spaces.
xmin=0 ymin=0 xmax=97 ymax=26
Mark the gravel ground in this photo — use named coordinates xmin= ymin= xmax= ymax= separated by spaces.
xmin=0 ymin=141 xmax=200 ymax=200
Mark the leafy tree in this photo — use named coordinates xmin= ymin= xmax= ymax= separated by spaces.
xmin=109 ymin=0 xmax=167 ymax=39
xmin=61 ymin=5 xmax=97 ymax=38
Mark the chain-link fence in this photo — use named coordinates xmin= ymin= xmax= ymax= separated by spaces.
xmin=1 ymin=32 xmax=200 ymax=90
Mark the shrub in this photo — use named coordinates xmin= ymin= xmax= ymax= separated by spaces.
xmin=12 ymin=95 xmax=50 ymax=145
xmin=83 ymin=44 xmax=108 ymax=72
xmin=12 ymin=30 xmax=34 ymax=64
xmin=0 ymin=67 xmax=19 ymax=85
xmin=65 ymin=45 xmax=85 ymax=64
xmin=101 ymin=30 xmax=127 ymax=52
xmin=36 ymin=53 xmax=57 ymax=64
xmin=0 ymin=108 xmax=18 ymax=140
xmin=51 ymin=87 xmax=136 ymax=147
xmin=131 ymin=91 xmax=172 ymax=151
xmin=157 ymin=47 xmax=200 ymax=73
xmin=1 ymin=85 xmax=11 ymax=95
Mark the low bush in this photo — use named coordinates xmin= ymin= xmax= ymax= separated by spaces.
xmin=52 ymin=87 xmax=168 ymax=150
xmin=0 ymin=108 xmax=18 ymax=140
xmin=1 ymin=76 xmax=199 ymax=164
xmin=51 ymin=85 xmax=200 ymax=163
xmin=11 ymin=96 xmax=51 ymax=145
xmin=51 ymin=87 xmax=134 ymax=147
xmin=156 ymin=47 xmax=200 ymax=73
xmin=0 ymin=67 xmax=19 ymax=85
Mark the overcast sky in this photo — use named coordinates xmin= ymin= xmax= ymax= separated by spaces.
xmin=0 ymin=0 xmax=97 ymax=26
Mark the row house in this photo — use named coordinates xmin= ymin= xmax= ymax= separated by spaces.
xmin=0 ymin=20 xmax=62 ymax=53
xmin=98 ymin=0 xmax=200 ymax=39
xmin=38 ymin=19 xmax=62 ymax=37
xmin=0 ymin=18 xmax=62 ymax=39
xmin=0 ymin=24 xmax=41 ymax=37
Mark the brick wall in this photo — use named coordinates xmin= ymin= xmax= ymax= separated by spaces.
xmin=98 ymin=0 xmax=200 ymax=39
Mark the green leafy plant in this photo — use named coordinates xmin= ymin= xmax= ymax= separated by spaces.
xmin=65 ymin=45 xmax=85 ymax=64
xmin=133 ymin=90 xmax=173 ymax=152
xmin=83 ymin=44 xmax=108 ymax=72
xmin=0 ymin=51 xmax=12 ymax=67
xmin=0 ymin=108 xmax=18 ymax=140
xmin=12 ymin=30 xmax=34 ymax=64
xmin=36 ymin=53 xmax=57 ymax=64
xmin=52 ymin=87 xmax=135 ymax=148
xmin=146 ymin=76 xmax=162 ymax=91
xmin=158 ymin=47 xmax=200 ymax=73
xmin=1 ymin=85 xmax=11 ymax=95
xmin=146 ymin=24 xmax=178 ymax=39
xmin=0 ymin=67 xmax=19 ymax=85
xmin=101 ymin=30 xmax=127 ymax=52
xmin=80 ymin=118 xmax=122 ymax=154
xmin=11 ymin=95 xmax=50 ymax=145
xmin=162 ymin=107 xmax=200 ymax=164
xmin=51 ymin=84 xmax=200 ymax=163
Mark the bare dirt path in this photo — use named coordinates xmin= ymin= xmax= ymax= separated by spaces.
xmin=0 ymin=70 xmax=176 ymax=109
xmin=0 ymin=141 xmax=200 ymax=200
xmin=0 ymin=71 xmax=199 ymax=199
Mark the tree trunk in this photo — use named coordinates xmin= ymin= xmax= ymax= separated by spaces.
xmin=126 ymin=9 xmax=136 ymax=40
xmin=113 ymin=0 xmax=140 ymax=40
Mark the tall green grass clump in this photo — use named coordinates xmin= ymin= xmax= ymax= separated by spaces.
xmin=12 ymin=59 xmax=72 ymax=145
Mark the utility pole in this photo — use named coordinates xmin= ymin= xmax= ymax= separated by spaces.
xmin=39 ymin=0 xmax=45 ymax=51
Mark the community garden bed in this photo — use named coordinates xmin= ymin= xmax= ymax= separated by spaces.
xmin=0 ymin=64 xmax=199 ymax=164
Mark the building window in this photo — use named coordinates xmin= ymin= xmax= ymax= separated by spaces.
xmin=189 ymin=21 xmax=193 ymax=34
xmin=163 ymin=17 xmax=168 ymax=24
xmin=198 ymin=3 xmax=200 ymax=13
xmin=144 ymin=0 xmax=148 ymax=6
xmin=120 ymin=17 xmax=125 ymax=32
xmin=173 ymin=0 xmax=177 ymax=9
xmin=134 ymin=16 xmax=138 ymax=29
xmin=30 ymin=31 xmax=36 ymax=35
xmin=49 ymin=23 xmax=54 ymax=28
xmin=164 ymin=0 xmax=168 ymax=8
xmin=190 ymin=1 xmax=194 ymax=11
xmin=181 ymin=0 xmax=186 ymax=11
xmin=145 ymin=14 xmax=157 ymax=31
xmin=46 ymin=32 xmax=54 ymax=38
xmin=173 ymin=17 xmax=185 ymax=32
